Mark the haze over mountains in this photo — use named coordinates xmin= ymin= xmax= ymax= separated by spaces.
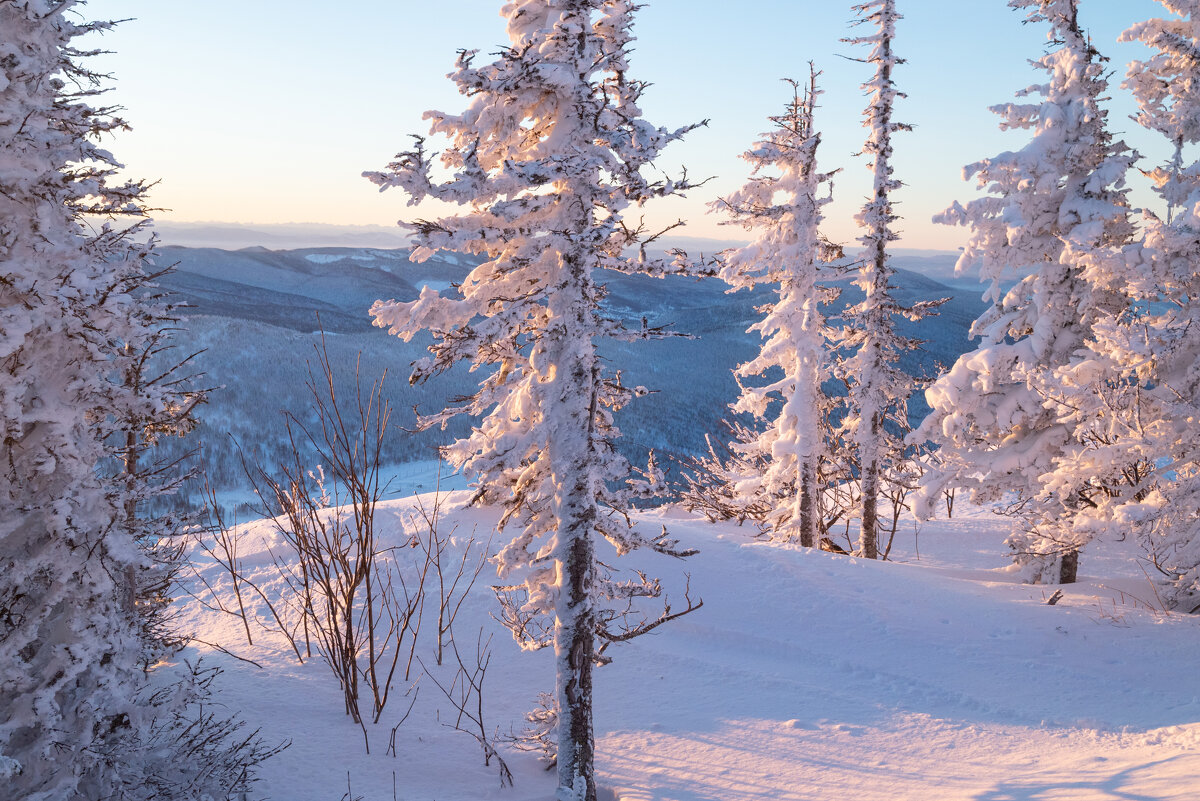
xmin=153 ymin=221 xmax=978 ymax=285
xmin=156 ymin=241 xmax=986 ymax=508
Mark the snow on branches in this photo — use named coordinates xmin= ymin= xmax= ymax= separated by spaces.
xmin=1 ymin=3 xmax=260 ymax=797
xmin=365 ymin=2 xmax=702 ymax=797
xmin=711 ymin=69 xmax=842 ymax=549
xmin=0 ymin=6 xmax=158 ymax=794
xmin=1121 ymin=0 xmax=1200 ymax=216
xmin=1073 ymin=0 xmax=1200 ymax=610
xmin=914 ymin=0 xmax=1137 ymax=584
xmin=840 ymin=0 xmax=944 ymax=559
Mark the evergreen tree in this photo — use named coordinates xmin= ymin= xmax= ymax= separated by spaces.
xmin=110 ymin=254 xmax=208 ymax=664
xmin=1070 ymin=0 xmax=1200 ymax=610
xmin=841 ymin=0 xmax=941 ymax=559
xmin=0 ymin=1 xmax=153 ymax=793
xmin=365 ymin=2 xmax=702 ymax=797
xmin=712 ymin=69 xmax=841 ymax=548
xmin=1121 ymin=0 xmax=1200 ymax=219
xmin=0 ymin=3 xmax=262 ymax=796
xmin=913 ymin=0 xmax=1136 ymax=584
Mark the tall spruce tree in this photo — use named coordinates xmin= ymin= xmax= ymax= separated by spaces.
xmin=913 ymin=0 xmax=1136 ymax=584
xmin=0 ymin=3 xmax=265 ymax=797
xmin=0 ymin=1 xmax=159 ymax=794
xmin=841 ymin=0 xmax=941 ymax=559
xmin=1122 ymin=1 xmax=1200 ymax=220
xmin=1073 ymin=0 xmax=1200 ymax=610
xmin=713 ymin=70 xmax=841 ymax=548
xmin=365 ymin=2 xmax=702 ymax=797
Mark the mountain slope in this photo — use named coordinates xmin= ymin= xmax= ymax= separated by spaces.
xmin=179 ymin=490 xmax=1200 ymax=801
xmin=156 ymin=246 xmax=987 ymax=505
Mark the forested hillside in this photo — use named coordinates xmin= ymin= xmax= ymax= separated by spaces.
xmin=156 ymin=245 xmax=984 ymax=509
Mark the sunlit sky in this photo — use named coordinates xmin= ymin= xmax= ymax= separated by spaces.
xmin=96 ymin=0 xmax=1171 ymax=251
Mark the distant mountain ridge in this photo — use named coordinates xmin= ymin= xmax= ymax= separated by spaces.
xmin=154 ymin=245 xmax=986 ymax=507
xmin=152 ymin=221 xmax=979 ymax=286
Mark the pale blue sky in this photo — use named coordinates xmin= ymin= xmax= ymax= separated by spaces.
xmin=97 ymin=0 xmax=1168 ymax=250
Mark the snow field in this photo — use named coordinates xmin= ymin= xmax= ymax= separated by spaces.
xmin=177 ymin=492 xmax=1200 ymax=800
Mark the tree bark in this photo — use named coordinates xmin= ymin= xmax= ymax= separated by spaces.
xmin=1059 ymin=549 xmax=1079 ymax=584
xmin=860 ymin=461 xmax=879 ymax=559
xmin=555 ymin=497 xmax=597 ymax=801
xmin=860 ymin=411 xmax=880 ymax=559
xmin=550 ymin=250 xmax=599 ymax=801
xmin=798 ymin=458 xmax=816 ymax=548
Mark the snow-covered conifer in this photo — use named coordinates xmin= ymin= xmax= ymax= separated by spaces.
xmin=913 ymin=0 xmax=1136 ymax=584
xmin=0 ymin=3 xmax=255 ymax=797
xmin=0 ymin=2 xmax=146 ymax=793
xmin=1063 ymin=1 xmax=1200 ymax=609
xmin=365 ymin=3 xmax=702 ymax=797
xmin=1071 ymin=202 xmax=1200 ymax=609
xmin=713 ymin=70 xmax=841 ymax=548
xmin=841 ymin=0 xmax=942 ymax=559
xmin=111 ymin=256 xmax=208 ymax=663
xmin=1121 ymin=1 xmax=1200 ymax=218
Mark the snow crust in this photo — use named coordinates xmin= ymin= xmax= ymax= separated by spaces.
xmin=177 ymin=484 xmax=1200 ymax=800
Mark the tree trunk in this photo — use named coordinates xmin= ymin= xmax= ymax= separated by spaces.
xmin=853 ymin=0 xmax=895 ymax=564
xmin=798 ymin=458 xmax=816 ymax=548
xmin=859 ymin=412 xmax=880 ymax=559
xmin=121 ymin=420 xmax=140 ymax=616
xmin=860 ymin=458 xmax=879 ymax=559
xmin=550 ymin=250 xmax=599 ymax=801
xmin=1058 ymin=549 xmax=1079 ymax=584
xmin=555 ymin=497 xmax=597 ymax=801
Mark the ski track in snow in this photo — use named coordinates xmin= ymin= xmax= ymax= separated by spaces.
xmin=176 ymin=488 xmax=1200 ymax=801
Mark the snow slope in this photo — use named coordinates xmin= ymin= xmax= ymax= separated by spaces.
xmin=177 ymin=491 xmax=1200 ymax=801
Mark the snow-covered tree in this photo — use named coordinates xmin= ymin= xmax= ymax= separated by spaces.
xmin=0 ymin=3 xmax=260 ymax=797
xmin=1072 ymin=206 xmax=1200 ymax=610
xmin=913 ymin=0 xmax=1136 ymax=584
xmin=365 ymin=2 xmax=702 ymax=797
xmin=712 ymin=70 xmax=841 ymax=548
xmin=840 ymin=0 xmax=941 ymax=559
xmin=1061 ymin=1 xmax=1200 ymax=610
xmin=111 ymin=254 xmax=208 ymax=664
xmin=1121 ymin=1 xmax=1200 ymax=219
xmin=1 ymin=7 xmax=151 ymax=794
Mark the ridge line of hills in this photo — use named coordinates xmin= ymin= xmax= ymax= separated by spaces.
xmin=153 ymin=244 xmax=986 ymax=507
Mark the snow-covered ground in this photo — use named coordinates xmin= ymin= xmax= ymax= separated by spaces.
xmin=177 ymin=486 xmax=1200 ymax=801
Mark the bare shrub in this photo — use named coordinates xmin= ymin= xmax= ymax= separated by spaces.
xmin=188 ymin=334 xmax=518 ymax=762
xmin=244 ymin=338 xmax=423 ymax=743
xmin=188 ymin=474 xmax=306 ymax=662
xmin=421 ymin=630 xmax=513 ymax=788
xmin=188 ymin=336 xmax=430 ymax=754
xmin=408 ymin=482 xmax=489 ymax=667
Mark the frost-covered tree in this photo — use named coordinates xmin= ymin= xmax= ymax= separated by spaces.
xmin=365 ymin=2 xmax=702 ymax=797
xmin=712 ymin=70 xmax=841 ymax=548
xmin=840 ymin=0 xmax=941 ymax=559
xmin=913 ymin=0 xmax=1136 ymax=584
xmin=0 ymin=3 xmax=260 ymax=797
xmin=1073 ymin=205 xmax=1200 ymax=610
xmin=1061 ymin=1 xmax=1200 ymax=610
xmin=1121 ymin=1 xmax=1200 ymax=219
xmin=111 ymin=255 xmax=208 ymax=663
